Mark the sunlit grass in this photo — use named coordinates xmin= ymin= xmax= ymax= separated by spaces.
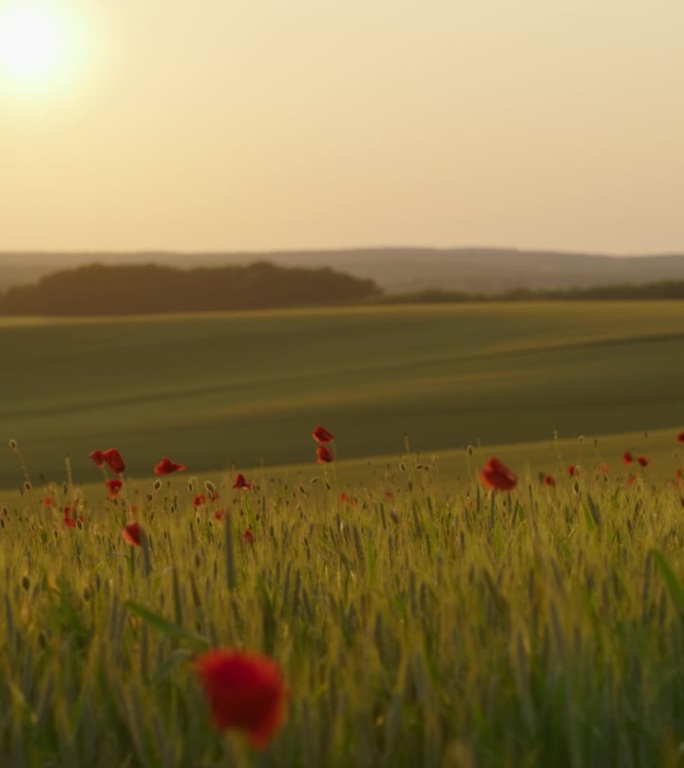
xmin=1 ymin=431 xmax=684 ymax=766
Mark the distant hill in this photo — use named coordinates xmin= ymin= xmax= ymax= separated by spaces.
xmin=0 ymin=262 xmax=380 ymax=315
xmin=2 ymin=248 xmax=684 ymax=294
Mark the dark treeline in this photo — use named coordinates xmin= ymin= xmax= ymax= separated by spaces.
xmin=377 ymin=281 xmax=684 ymax=304
xmin=0 ymin=262 xmax=382 ymax=315
xmin=1 ymin=262 xmax=682 ymax=316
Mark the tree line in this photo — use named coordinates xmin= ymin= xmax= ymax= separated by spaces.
xmin=0 ymin=262 xmax=382 ymax=315
xmin=377 ymin=281 xmax=684 ymax=304
xmin=1 ymin=261 xmax=682 ymax=316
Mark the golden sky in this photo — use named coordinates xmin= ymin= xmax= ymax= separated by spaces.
xmin=1 ymin=0 xmax=683 ymax=253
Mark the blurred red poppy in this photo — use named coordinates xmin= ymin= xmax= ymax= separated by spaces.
xmin=193 ymin=493 xmax=208 ymax=507
xmin=678 ymin=432 xmax=684 ymax=443
xmin=122 ymin=521 xmax=141 ymax=546
xmin=479 ymin=457 xmax=517 ymax=491
xmin=90 ymin=449 xmax=105 ymax=467
xmin=102 ymin=448 xmax=125 ymax=475
xmin=105 ymin=479 xmax=123 ymax=499
xmin=243 ymin=529 xmax=255 ymax=544
xmin=233 ymin=473 xmax=253 ymax=490
xmin=544 ymin=474 xmax=556 ymax=487
xmin=312 ymin=425 xmax=334 ymax=444
xmin=316 ymin=445 xmax=334 ymax=464
xmin=44 ymin=497 xmax=54 ymax=507
xmin=213 ymin=509 xmax=224 ymax=521
xmin=598 ymin=463 xmax=611 ymax=475
xmin=154 ymin=457 xmax=186 ymax=475
xmin=567 ymin=464 xmax=578 ymax=476
xmin=195 ymin=649 xmax=287 ymax=748
xmin=622 ymin=451 xmax=633 ymax=465
xmin=637 ymin=455 xmax=649 ymax=467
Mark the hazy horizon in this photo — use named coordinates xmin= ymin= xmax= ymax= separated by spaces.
xmin=1 ymin=0 xmax=683 ymax=254
xmin=2 ymin=245 xmax=684 ymax=259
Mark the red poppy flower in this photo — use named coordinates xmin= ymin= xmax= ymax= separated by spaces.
xmin=567 ymin=464 xmax=578 ymax=476
xmin=598 ymin=463 xmax=611 ymax=475
xmin=637 ymin=455 xmax=649 ymax=467
xmin=676 ymin=469 xmax=683 ymax=479
xmin=312 ymin=425 xmax=334 ymax=444
xmin=316 ymin=445 xmax=334 ymax=464
xmin=622 ymin=451 xmax=634 ymax=465
xmin=213 ymin=509 xmax=225 ymax=521
xmin=543 ymin=474 xmax=556 ymax=487
xmin=63 ymin=516 xmax=76 ymax=528
xmin=105 ymin=478 xmax=123 ymax=499
xmin=90 ymin=449 xmax=105 ymax=467
xmin=626 ymin=474 xmax=637 ymax=487
xmin=678 ymin=432 xmax=684 ymax=443
xmin=479 ymin=457 xmax=517 ymax=491
xmin=195 ymin=649 xmax=287 ymax=748
xmin=243 ymin=529 xmax=255 ymax=544
xmin=233 ymin=473 xmax=253 ymax=490
xmin=122 ymin=521 xmax=141 ymax=547
xmin=102 ymin=448 xmax=125 ymax=475
xmin=44 ymin=497 xmax=54 ymax=507
xmin=193 ymin=493 xmax=208 ymax=507
xmin=154 ymin=456 xmax=187 ymax=475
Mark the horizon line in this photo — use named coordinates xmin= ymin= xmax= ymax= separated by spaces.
xmin=2 ymin=245 xmax=684 ymax=259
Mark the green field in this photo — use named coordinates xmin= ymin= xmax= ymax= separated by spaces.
xmin=1 ymin=301 xmax=683 ymax=490
xmin=3 ymin=300 xmax=684 ymax=766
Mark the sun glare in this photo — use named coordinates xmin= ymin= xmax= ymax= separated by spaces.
xmin=0 ymin=2 xmax=81 ymax=92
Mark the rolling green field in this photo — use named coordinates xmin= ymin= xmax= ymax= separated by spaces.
xmin=1 ymin=301 xmax=683 ymax=490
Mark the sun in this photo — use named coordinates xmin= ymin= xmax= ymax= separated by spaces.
xmin=0 ymin=2 xmax=78 ymax=91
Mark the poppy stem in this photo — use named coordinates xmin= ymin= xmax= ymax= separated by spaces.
xmin=119 ymin=475 xmax=134 ymax=519
xmin=243 ymin=493 xmax=257 ymax=532
xmin=224 ymin=517 xmax=237 ymax=591
xmin=488 ymin=491 xmax=496 ymax=530
xmin=332 ymin=448 xmax=341 ymax=507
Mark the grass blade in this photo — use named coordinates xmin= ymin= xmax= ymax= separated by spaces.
xmin=125 ymin=601 xmax=210 ymax=649
xmin=652 ymin=550 xmax=684 ymax=613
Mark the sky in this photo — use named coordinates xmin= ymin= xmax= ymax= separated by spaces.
xmin=0 ymin=0 xmax=683 ymax=254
